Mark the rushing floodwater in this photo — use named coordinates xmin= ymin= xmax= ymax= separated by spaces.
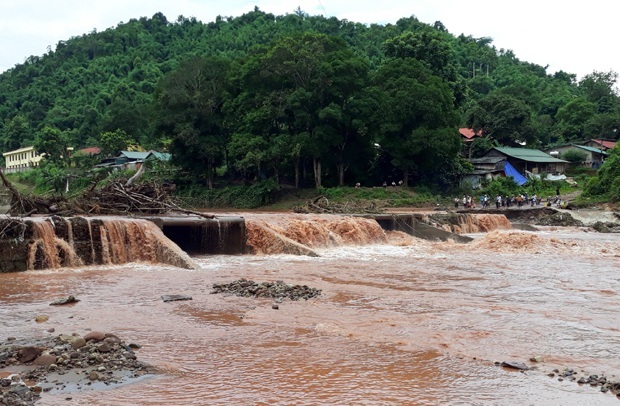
xmin=1 ymin=220 xmax=619 ymax=405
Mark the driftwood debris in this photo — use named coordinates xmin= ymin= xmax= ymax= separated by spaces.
xmin=1 ymin=169 xmax=68 ymax=216
xmin=0 ymin=168 xmax=214 ymax=218
xmin=293 ymin=195 xmax=384 ymax=214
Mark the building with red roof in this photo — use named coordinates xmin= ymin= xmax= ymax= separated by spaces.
xmin=459 ymin=128 xmax=482 ymax=143
xmin=585 ymin=139 xmax=616 ymax=151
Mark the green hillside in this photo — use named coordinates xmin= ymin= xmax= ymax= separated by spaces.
xmin=0 ymin=7 xmax=618 ymax=191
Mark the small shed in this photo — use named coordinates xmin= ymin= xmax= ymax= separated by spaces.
xmin=461 ymin=157 xmax=505 ymax=189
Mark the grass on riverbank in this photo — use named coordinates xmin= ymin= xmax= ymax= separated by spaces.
xmin=265 ymin=185 xmax=443 ymax=211
xmin=4 ymin=167 xmax=615 ymax=212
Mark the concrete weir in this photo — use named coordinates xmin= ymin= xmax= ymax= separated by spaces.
xmin=0 ymin=213 xmax=474 ymax=272
xmin=146 ymin=216 xmax=246 ymax=255
xmin=364 ymin=214 xmax=473 ymax=243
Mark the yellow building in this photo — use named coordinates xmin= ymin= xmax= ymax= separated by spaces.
xmin=2 ymin=146 xmax=42 ymax=172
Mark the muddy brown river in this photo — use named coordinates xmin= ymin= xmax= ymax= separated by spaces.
xmin=1 ymin=214 xmax=619 ymax=405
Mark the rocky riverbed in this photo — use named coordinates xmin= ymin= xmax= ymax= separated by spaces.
xmin=547 ymin=367 xmax=620 ymax=397
xmin=0 ymin=332 xmax=155 ymax=405
xmin=211 ymin=279 xmax=322 ymax=301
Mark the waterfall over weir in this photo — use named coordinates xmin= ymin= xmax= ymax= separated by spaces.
xmin=0 ymin=216 xmax=195 ymax=272
xmin=0 ymin=212 xmax=511 ymax=272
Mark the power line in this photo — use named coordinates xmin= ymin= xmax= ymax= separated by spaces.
xmin=317 ymin=0 xmax=327 ymax=16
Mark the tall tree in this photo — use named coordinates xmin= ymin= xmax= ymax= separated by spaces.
xmin=466 ymin=93 xmax=538 ymax=147
xmin=384 ymin=29 xmax=465 ymax=106
xmin=230 ymin=33 xmax=369 ymax=188
xmin=99 ymin=129 xmax=134 ymax=157
xmin=374 ymin=58 xmax=460 ymax=186
xmin=34 ymin=126 xmax=70 ymax=165
xmin=579 ymin=70 xmax=619 ymax=113
xmin=1 ymin=115 xmax=31 ymax=150
xmin=153 ymin=56 xmax=231 ymax=188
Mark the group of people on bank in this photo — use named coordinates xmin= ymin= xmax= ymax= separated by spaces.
xmin=455 ymin=193 xmax=564 ymax=209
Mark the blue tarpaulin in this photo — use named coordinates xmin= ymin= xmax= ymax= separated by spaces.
xmin=504 ymin=162 xmax=527 ymax=186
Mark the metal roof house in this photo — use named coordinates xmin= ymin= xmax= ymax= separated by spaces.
xmin=96 ymin=150 xmax=171 ymax=170
xmin=459 ymin=128 xmax=482 ymax=143
xmin=482 ymin=147 xmax=568 ymax=175
xmin=461 ymin=156 xmax=505 ymax=189
xmin=463 ymin=147 xmax=568 ymax=188
xmin=545 ymin=144 xmax=608 ymax=168
xmin=459 ymin=128 xmax=484 ymax=158
xmin=585 ymin=139 xmax=616 ymax=151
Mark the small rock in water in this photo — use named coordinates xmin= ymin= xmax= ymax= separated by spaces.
xmin=272 ymin=304 xmax=279 ymax=310
xmin=49 ymin=296 xmax=80 ymax=306
xmin=529 ymin=355 xmax=544 ymax=363
xmin=35 ymin=315 xmax=49 ymax=323
xmin=33 ymin=354 xmax=57 ymax=367
xmin=161 ymin=295 xmax=192 ymax=302
xmin=84 ymin=331 xmax=106 ymax=342
xmin=104 ymin=334 xmax=121 ymax=344
xmin=71 ymin=337 xmax=86 ymax=350
xmin=500 ymin=361 xmax=530 ymax=371
xmin=97 ymin=343 xmax=111 ymax=353
xmin=19 ymin=347 xmax=43 ymax=363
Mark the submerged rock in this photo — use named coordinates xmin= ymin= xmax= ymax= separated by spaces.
xmin=49 ymin=295 xmax=80 ymax=306
xmin=535 ymin=212 xmax=583 ymax=227
xmin=34 ymin=315 xmax=49 ymax=323
xmin=592 ymin=221 xmax=620 ymax=233
xmin=500 ymin=361 xmax=529 ymax=371
xmin=161 ymin=294 xmax=193 ymax=302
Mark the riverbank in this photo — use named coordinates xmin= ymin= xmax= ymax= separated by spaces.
xmin=0 ymin=329 xmax=154 ymax=405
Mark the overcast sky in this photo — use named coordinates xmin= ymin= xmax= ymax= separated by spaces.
xmin=1 ymin=0 xmax=618 ymax=81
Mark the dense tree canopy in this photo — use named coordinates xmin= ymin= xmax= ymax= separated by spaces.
xmin=374 ymin=58 xmax=460 ymax=186
xmin=0 ymin=8 xmax=618 ymax=191
xmin=153 ymin=56 xmax=232 ymax=188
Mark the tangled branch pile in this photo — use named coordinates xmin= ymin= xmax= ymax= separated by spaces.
xmin=76 ymin=181 xmax=180 ymax=215
xmin=1 ymin=169 xmax=212 ymax=218
xmin=293 ymin=195 xmax=384 ymax=214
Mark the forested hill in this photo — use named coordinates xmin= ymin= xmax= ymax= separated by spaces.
xmin=0 ymin=7 xmax=618 ymax=189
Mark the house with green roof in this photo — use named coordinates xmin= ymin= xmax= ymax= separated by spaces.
xmin=96 ymin=150 xmax=171 ymax=170
xmin=482 ymin=147 xmax=568 ymax=175
xmin=544 ymin=144 xmax=608 ymax=169
xmin=464 ymin=147 xmax=568 ymax=188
